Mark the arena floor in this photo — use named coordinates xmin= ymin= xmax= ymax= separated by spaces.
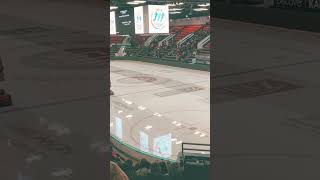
xmin=110 ymin=60 xmax=210 ymax=160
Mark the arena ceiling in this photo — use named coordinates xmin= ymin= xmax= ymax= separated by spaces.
xmin=109 ymin=0 xmax=210 ymax=19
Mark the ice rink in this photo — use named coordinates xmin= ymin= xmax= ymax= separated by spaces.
xmin=110 ymin=60 xmax=210 ymax=160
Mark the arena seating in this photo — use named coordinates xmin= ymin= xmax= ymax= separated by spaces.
xmin=112 ymin=24 xmax=210 ymax=65
xmin=111 ymin=35 xmax=124 ymax=44
xmin=110 ymin=45 xmax=121 ymax=57
xmin=173 ymin=25 xmax=203 ymax=42
xmin=110 ymin=141 xmax=210 ymax=180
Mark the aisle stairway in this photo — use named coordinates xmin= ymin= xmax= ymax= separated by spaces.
xmin=174 ymin=25 xmax=203 ymax=42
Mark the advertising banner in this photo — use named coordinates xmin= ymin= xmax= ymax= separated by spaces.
xmin=134 ymin=6 xmax=145 ymax=34
xmin=147 ymin=5 xmax=169 ymax=34
xmin=110 ymin=11 xmax=116 ymax=35
xmin=274 ymin=0 xmax=306 ymax=8
xmin=309 ymin=0 xmax=320 ymax=8
xmin=116 ymin=7 xmax=135 ymax=35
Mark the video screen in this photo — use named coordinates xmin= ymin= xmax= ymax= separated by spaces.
xmin=115 ymin=117 xmax=123 ymax=140
xmin=140 ymin=131 xmax=149 ymax=152
xmin=116 ymin=7 xmax=135 ymax=35
xmin=153 ymin=133 xmax=172 ymax=158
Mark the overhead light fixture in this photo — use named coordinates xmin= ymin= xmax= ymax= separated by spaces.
xmin=176 ymin=141 xmax=183 ymax=145
xmin=172 ymin=121 xmax=177 ymax=124
xmin=153 ymin=113 xmax=162 ymax=117
xmin=198 ymin=3 xmax=210 ymax=7
xmin=110 ymin=6 xmax=118 ymax=10
xmin=200 ymin=133 xmax=206 ymax=137
xmin=193 ymin=8 xmax=208 ymax=11
xmin=118 ymin=110 xmax=123 ymax=114
xmin=124 ymin=100 xmax=132 ymax=105
xmin=171 ymin=138 xmax=177 ymax=142
xmin=169 ymin=8 xmax=182 ymax=11
xmin=138 ymin=106 xmax=146 ymax=111
xmin=194 ymin=131 xmax=200 ymax=135
xmin=134 ymin=0 xmax=146 ymax=3
xmin=145 ymin=125 xmax=152 ymax=130
xmin=176 ymin=123 xmax=182 ymax=127
xmin=169 ymin=11 xmax=181 ymax=14
xmin=127 ymin=0 xmax=146 ymax=5
xmin=110 ymin=122 xmax=114 ymax=127
xmin=126 ymin=114 xmax=133 ymax=118
xmin=127 ymin=1 xmax=140 ymax=5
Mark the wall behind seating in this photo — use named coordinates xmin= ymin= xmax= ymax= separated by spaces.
xmin=170 ymin=16 xmax=210 ymax=26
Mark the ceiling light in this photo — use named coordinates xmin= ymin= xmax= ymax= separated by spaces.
xmin=172 ymin=121 xmax=177 ymax=124
xmin=176 ymin=141 xmax=182 ymax=145
xmin=110 ymin=123 xmax=114 ymax=127
xmin=118 ymin=110 xmax=123 ymax=114
xmin=171 ymin=138 xmax=177 ymax=142
xmin=200 ymin=133 xmax=206 ymax=137
xmin=193 ymin=8 xmax=208 ymax=11
xmin=176 ymin=123 xmax=182 ymax=127
xmin=153 ymin=113 xmax=162 ymax=117
xmin=134 ymin=0 xmax=146 ymax=3
xmin=194 ymin=131 xmax=200 ymax=135
xmin=125 ymin=100 xmax=132 ymax=105
xmin=127 ymin=0 xmax=146 ymax=5
xmin=127 ymin=1 xmax=140 ymax=5
xmin=169 ymin=12 xmax=181 ymax=14
xmin=198 ymin=3 xmax=210 ymax=7
xmin=110 ymin=6 xmax=118 ymax=10
xmin=126 ymin=114 xmax=133 ymax=118
xmin=145 ymin=125 xmax=152 ymax=130
xmin=169 ymin=8 xmax=182 ymax=11
xmin=138 ymin=106 xmax=146 ymax=110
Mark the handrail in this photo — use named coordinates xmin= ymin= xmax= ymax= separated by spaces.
xmin=145 ymin=34 xmax=159 ymax=47
xmin=158 ymin=34 xmax=174 ymax=47
xmin=177 ymin=33 xmax=194 ymax=46
xmin=197 ymin=35 xmax=210 ymax=49
xmin=182 ymin=142 xmax=210 ymax=156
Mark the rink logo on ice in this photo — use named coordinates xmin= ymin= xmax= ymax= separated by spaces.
xmin=154 ymin=86 xmax=204 ymax=97
xmin=118 ymin=76 xmax=157 ymax=84
xmin=131 ymin=76 xmax=157 ymax=82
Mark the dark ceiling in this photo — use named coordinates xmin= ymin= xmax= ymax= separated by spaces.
xmin=109 ymin=0 xmax=210 ymax=19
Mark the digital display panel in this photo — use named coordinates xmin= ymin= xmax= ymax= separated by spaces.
xmin=115 ymin=117 xmax=123 ymax=140
xmin=153 ymin=133 xmax=172 ymax=158
xmin=140 ymin=131 xmax=149 ymax=152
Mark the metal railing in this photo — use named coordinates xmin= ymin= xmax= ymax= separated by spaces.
xmin=182 ymin=142 xmax=210 ymax=156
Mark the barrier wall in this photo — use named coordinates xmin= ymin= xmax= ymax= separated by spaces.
xmin=214 ymin=2 xmax=320 ymax=32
